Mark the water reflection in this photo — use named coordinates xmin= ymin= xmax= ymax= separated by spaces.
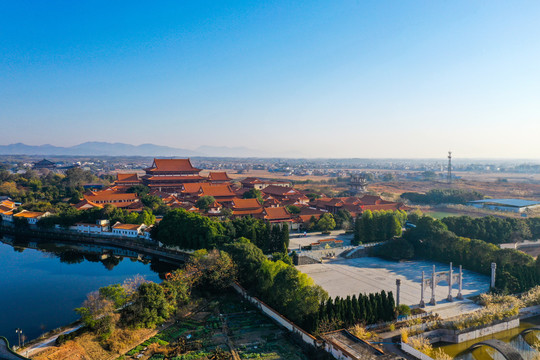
xmin=0 ymin=235 xmax=180 ymax=345
xmin=436 ymin=319 xmax=540 ymax=360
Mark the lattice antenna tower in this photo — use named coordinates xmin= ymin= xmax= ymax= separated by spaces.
xmin=447 ymin=151 xmax=452 ymax=184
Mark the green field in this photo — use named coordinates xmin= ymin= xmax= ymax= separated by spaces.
xmin=425 ymin=211 xmax=461 ymax=219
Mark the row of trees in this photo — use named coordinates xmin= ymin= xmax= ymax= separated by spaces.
xmin=401 ymin=189 xmax=484 ymax=205
xmin=36 ymin=205 xmax=156 ymax=228
xmin=375 ymin=216 xmax=540 ymax=293
xmin=317 ymin=291 xmax=395 ymax=332
xmin=353 ymin=210 xmax=406 ymax=245
xmin=442 ymin=215 xmax=538 ymax=244
xmin=153 ymin=209 xmax=290 ymax=254
xmin=224 ymin=239 xmax=328 ymax=331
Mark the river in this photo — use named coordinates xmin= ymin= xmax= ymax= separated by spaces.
xmin=0 ymin=235 xmax=179 ymax=346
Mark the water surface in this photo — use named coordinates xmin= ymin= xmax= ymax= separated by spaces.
xmin=0 ymin=236 xmax=176 ymax=345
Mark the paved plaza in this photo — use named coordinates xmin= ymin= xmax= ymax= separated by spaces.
xmin=297 ymin=257 xmax=490 ymax=309
xmin=289 ymin=231 xmax=353 ymax=249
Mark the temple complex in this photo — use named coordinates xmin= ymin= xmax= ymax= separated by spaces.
xmin=142 ymin=158 xmax=205 ymax=192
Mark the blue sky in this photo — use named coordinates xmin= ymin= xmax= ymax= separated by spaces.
xmin=1 ymin=1 xmax=539 ymax=158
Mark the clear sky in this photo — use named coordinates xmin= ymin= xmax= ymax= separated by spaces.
xmin=1 ymin=1 xmax=539 ymax=158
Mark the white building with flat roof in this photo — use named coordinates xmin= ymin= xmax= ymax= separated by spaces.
xmin=467 ymin=199 xmax=540 ymax=213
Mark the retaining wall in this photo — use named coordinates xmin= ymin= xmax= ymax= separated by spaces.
xmin=400 ymin=341 xmax=434 ymax=360
xmin=231 ymin=283 xmax=320 ymax=347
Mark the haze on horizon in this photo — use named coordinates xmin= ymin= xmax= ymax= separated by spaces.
xmin=1 ymin=1 xmax=539 ymax=159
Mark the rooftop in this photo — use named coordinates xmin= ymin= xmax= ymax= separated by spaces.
xmin=468 ymin=199 xmax=540 ymax=207
xmin=113 ymin=223 xmax=144 ymax=230
xmin=145 ymin=158 xmax=201 ymax=173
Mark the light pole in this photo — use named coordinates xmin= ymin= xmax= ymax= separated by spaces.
xmin=15 ymin=328 xmax=22 ymax=348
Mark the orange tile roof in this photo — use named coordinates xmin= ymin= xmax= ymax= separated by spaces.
xmin=113 ymin=223 xmax=143 ymax=230
xmin=13 ymin=211 xmax=46 ymax=219
xmin=263 ymin=207 xmax=292 ymax=221
xmin=359 ymin=195 xmax=384 ymax=205
xmin=199 ymin=184 xmax=236 ymax=198
xmin=116 ymin=173 xmax=139 ymax=182
xmin=146 ymin=175 xmax=205 ymax=181
xmin=232 ymin=209 xmax=265 ymax=216
xmin=181 ymin=182 xmax=207 ymax=193
xmin=232 ymin=198 xmax=262 ymax=209
xmin=297 ymin=214 xmax=322 ymax=223
xmin=145 ymin=158 xmax=200 ymax=172
xmin=0 ymin=205 xmax=13 ymax=213
xmin=0 ymin=200 xmax=16 ymax=208
xmin=73 ymin=199 xmax=103 ymax=210
xmin=84 ymin=192 xmax=139 ymax=202
xmin=208 ymin=171 xmax=232 ymax=181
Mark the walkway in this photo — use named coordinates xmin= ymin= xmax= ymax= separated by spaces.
xmin=0 ymin=337 xmax=30 ymax=360
xmin=19 ymin=324 xmax=82 ymax=358
xmin=469 ymin=339 xmax=524 ymax=360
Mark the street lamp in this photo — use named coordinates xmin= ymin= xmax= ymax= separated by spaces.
xmin=15 ymin=328 xmax=22 ymax=348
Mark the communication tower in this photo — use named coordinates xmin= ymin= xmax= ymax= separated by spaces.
xmin=447 ymin=151 xmax=452 ymax=184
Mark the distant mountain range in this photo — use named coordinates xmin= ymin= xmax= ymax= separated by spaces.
xmin=0 ymin=142 xmax=270 ymax=157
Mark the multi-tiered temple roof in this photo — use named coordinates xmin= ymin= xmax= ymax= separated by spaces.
xmin=142 ymin=158 xmax=205 ymax=192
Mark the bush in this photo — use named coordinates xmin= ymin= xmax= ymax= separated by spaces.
xmin=397 ymin=304 xmax=411 ymax=316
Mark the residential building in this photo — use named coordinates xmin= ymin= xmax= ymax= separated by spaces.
xmin=74 ymin=220 xmax=110 ymax=234
xmin=13 ymin=210 xmax=51 ymax=225
xmin=240 ymin=177 xmax=291 ymax=190
xmin=111 ymin=223 xmax=147 ymax=237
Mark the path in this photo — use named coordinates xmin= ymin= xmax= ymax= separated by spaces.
xmin=0 ymin=338 xmax=30 ymax=360
xmin=17 ymin=324 xmax=82 ymax=358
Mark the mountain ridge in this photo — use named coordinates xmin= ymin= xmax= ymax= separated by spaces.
xmin=0 ymin=142 xmax=268 ymax=157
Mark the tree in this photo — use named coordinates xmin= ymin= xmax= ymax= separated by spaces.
xmin=186 ymin=249 xmax=237 ymax=290
xmin=286 ymin=205 xmax=301 ymax=214
xmin=75 ymin=291 xmax=115 ymax=335
xmin=243 ymin=188 xmax=264 ymax=203
xmin=121 ymin=283 xmax=171 ymax=328
xmin=195 ymin=196 xmax=216 ymax=212
xmin=154 ymin=208 xmax=225 ymax=249
xmin=335 ymin=209 xmax=353 ymax=230
xmin=317 ymin=213 xmax=336 ymax=233
xmin=137 ymin=210 xmax=156 ymax=225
